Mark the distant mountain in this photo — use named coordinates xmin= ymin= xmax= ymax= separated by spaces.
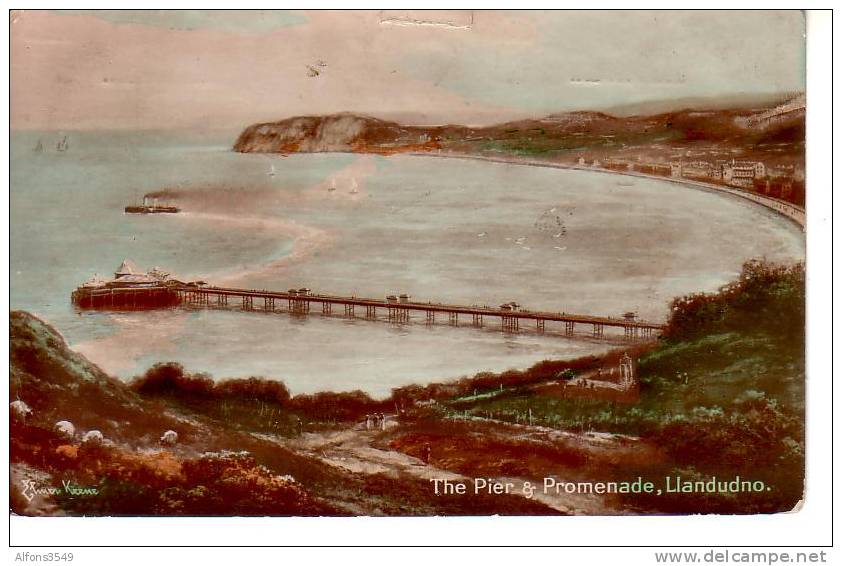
xmin=233 ymin=97 xmax=805 ymax=160
xmin=601 ymin=92 xmax=799 ymax=117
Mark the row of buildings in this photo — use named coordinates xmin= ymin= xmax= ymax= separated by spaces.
xmin=670 ymin=160 xmax=767 ymax=187
xmin=577 ymin=156 xmax=804 ymax=201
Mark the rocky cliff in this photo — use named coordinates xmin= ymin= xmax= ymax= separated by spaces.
xmin=233 ymin=112 xmax=443 ymax=154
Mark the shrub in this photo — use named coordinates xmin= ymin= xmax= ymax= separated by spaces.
xmin=130 ymin=363 xmax=214 ymax=397
xmin=664 ymin=260 xmax=804 ymax=343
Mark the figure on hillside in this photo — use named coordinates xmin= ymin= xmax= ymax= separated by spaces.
xmin=421 ymin=444 xmax=431 ymax=464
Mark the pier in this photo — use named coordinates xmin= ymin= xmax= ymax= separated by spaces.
xmin=73 ymin=283 xmax=665 ymax=342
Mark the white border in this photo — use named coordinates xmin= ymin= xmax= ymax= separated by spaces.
xmin=4 ymin=4 xmax=834 ymax=556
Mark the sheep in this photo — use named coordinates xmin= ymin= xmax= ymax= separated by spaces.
xmin=10 ymin=400 xmax=32 ymax=420
xmin=159 ymin=430 xmax=178 ymax=446
xmin=81 ymin=430 xmax=104 ymax=445
xmin=54 ymin=420 xmax=76 ymax=439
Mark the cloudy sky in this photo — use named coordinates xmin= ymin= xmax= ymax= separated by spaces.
xmin=11 ymin=10 xmax=805 ymax=130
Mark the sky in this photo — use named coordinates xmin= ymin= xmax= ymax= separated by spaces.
xmin=10 ymin=10 xmax=806 ymax=130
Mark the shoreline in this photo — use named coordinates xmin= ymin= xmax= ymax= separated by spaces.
xmin=401 ymin=151 xmax=806 ymax=229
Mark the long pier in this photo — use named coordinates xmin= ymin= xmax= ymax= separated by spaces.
xmin=168 ymin=285 xmax=664 ymax=341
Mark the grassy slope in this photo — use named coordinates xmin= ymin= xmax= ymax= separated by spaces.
xmin=440 ymin=261 xmax=805 ymax=513
xmin=9 ymin=311 xmax=555 ymax=516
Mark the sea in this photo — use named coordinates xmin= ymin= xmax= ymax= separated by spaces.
xmin=10 ymin=131 xmax=806 ymax=397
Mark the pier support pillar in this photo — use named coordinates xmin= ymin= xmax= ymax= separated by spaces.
xmin=322 ymin=302 xmax=331 ymax=315
xmin=472 ymin=314 xmax=483 ymax=327
xmin=592 ymin=323 xmax=604 ymax=338
xmin=426 ymin=311 xmax=435 ymax=325
xmin=536 ymin=319 xmax=545 ymax=333
xmin=388 ymin=307 xmax=408 ymax=323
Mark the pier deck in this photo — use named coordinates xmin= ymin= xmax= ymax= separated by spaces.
xmin=175 ymin=285 xmax=665 ymax=341
xmin=71 ymin=283 xmax=665 ymax=341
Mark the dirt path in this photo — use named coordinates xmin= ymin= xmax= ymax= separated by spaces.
xmin=257 ymin=419 xmax=627 ymax=515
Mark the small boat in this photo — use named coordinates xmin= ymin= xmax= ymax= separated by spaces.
xmin=33 ymin=139 xmax=44 ymax=152
xmin=328 ymin=178 xmax=337 ymax=192
xmin=56 ymin=136 xmax=68 ymax=152
xmin=349 ymin=179 xmax=359 ymax=195
xmin=268 ymin=164 xmax=276 ymax=177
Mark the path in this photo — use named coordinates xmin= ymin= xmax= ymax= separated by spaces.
xmin=257 ymin=419 xmax=631 ymax=515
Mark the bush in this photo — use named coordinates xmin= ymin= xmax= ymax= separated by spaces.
xmin=214 ymin=377 xmax=290 ymax=404
xmin=664 ymin=260 xmax=804 ymax=343
xmin=130 ymin=363 xmax=214 ymax=397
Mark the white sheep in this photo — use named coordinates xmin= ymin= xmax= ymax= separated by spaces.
xmin=54 ymin=420 xmax=76 ymax=439
xmin=10 ymin=400 xmax=32 ymax=420
xmin=82 ymin=430 xmax=104 ymax=445
xmin=159 ymin=430 xmax=178 ymax=446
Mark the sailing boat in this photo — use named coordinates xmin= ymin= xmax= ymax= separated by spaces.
xmin=349 ymin=178 xmax=359 ymax=195
xmin=56 ymin=136 xmax=68 ymax=152
xmin=268 ymin=164 xmax=276 ymax=177
xmin=33 ymin=139 xmax=44 ymax=153
xmin=328 ymin=178 xmax=337 ymax=192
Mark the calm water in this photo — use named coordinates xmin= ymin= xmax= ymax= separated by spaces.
xmin=10 ymin=131 xmax=805 ymax=397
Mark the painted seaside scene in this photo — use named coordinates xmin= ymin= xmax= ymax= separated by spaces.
xmin=11 ymin=10 xmax=806 ymax=517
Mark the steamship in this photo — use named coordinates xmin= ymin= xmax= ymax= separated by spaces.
xmin=125 ymin=196 xmax=180 ymax=214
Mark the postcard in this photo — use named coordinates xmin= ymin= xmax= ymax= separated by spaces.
xmin=10 ymin=9 xmax=810 ymax=528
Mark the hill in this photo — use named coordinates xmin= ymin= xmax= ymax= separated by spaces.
xmin=233 ymin=98 xmax=805 ymax=166
xmin=438 ymin=260 xmax=805 ymax=514
xmin=9 ymin=311 xmax=556 ymax=517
